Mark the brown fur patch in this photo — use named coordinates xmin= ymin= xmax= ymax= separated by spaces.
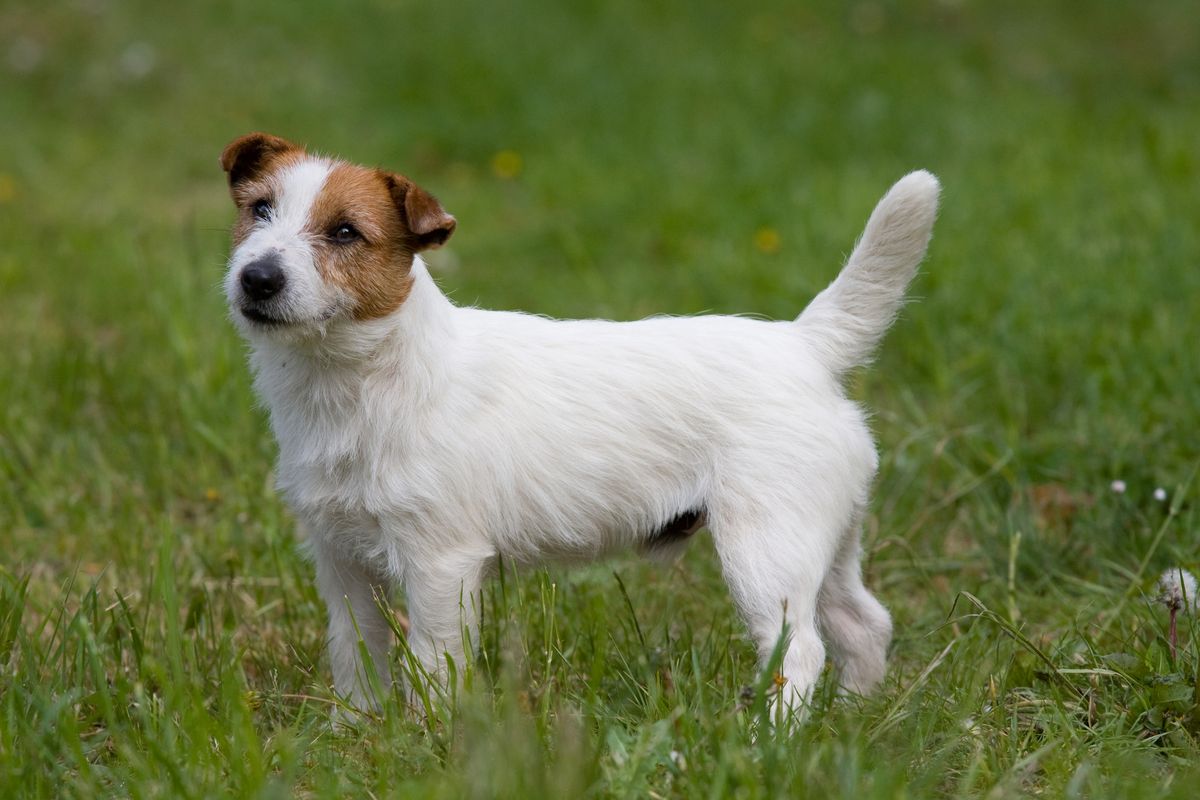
xmin=307 ymin=164 xmax=420 ymax=320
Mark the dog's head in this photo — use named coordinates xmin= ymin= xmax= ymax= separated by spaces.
xmin=220 ymin=132 xmax=455 ymax=339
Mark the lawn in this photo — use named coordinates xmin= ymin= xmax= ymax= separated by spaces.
xmin=2 ymin=0 xmax=1199 ymax=796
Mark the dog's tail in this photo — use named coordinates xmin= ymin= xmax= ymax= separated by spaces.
xmin=796 ymin=170 xmax=940 ymax=375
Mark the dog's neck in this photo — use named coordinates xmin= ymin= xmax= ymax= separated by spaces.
xmin=247 ymin=257 xmax=457 ymax=467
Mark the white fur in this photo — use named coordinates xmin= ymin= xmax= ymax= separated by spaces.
xmin=226 ymin=168 xmax=941 ymax=713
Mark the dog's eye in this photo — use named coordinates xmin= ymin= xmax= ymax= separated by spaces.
xmin=331 ymin=224 xmax=359 ymax=244
xmin=251 ymin=199 xmax=272 ymax=220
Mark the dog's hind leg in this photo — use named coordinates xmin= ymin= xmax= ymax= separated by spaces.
xmin=708 ymin=503 xmax=840 ymax=715
xmin=817 ymin=516 xmax=893 ymax=696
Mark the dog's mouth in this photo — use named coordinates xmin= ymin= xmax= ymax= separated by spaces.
xmin=239 ymin=304 xmax=341 ymax=328
xmin=240 ymin=306 xmax=289 ymax=326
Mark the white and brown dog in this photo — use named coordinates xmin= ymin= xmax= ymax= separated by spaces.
xmin=219 ymin=132 xmax=939 ymax=714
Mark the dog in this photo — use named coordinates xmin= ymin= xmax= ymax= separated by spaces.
xmin=219 ymin=132 xmax=939 ymax=714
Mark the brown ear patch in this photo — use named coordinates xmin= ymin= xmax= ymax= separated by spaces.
xmin=381 ymin=172 xmax=457 ymax=252
xmin=220 ymin=132 xmax=302 ymax=190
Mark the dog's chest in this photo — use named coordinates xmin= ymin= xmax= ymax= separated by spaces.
xmin=274 ymin=421 xmax=421 ymax=564
xmin=262 ymin=364 xmax=414 ymax=511
xmin=274 ymin=410 xmax=407 ymax=512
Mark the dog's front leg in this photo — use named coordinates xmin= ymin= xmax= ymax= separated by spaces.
xmin=402 ymin=555 xmax=488 ymax=700
xmin=312 ymin=542 xmax=394 ymax=712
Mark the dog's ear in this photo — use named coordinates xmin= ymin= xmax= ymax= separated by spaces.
xmin=381 ymin=171 xmax=457 ymax=251
xmin=220 ymin=132 xmax=300 ymax=189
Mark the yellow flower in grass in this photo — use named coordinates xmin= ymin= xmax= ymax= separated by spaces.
xmin=753 ymin=226 xmax=781 ymax=254
xmin=491 ymin=150 xmax=522 ymax=180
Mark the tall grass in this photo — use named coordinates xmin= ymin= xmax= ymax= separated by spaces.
xmin=2 ymin=0 xmax=1198 ymax=795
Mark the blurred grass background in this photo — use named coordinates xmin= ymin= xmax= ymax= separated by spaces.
xmin=1 ymin=0 xmax=1199 ymax=797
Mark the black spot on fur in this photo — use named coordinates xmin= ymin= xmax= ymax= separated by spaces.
xmin=646 ymin=507 xmax=706 ymax=549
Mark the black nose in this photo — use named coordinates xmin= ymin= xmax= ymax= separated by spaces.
xmin=240 ymin=256 xmax=286 ymax=301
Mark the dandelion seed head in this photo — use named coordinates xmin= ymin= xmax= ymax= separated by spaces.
xmin=119 ymin=42 xmax=157 ymax=80
xmin=1157 ymin=568 xmax=1198 ymax=613
xmin=1110 ymin=479 xmax=1126 ymax=494
xmin=8 ymin=37 xmax=43 ymax=74
xmin=1153 ymin=487 xmax=1167 ymax=502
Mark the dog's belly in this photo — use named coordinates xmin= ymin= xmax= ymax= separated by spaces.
xmin=647 ymin=507 xmax=706 ymax=546
xmin=469 ymin=431 xmax=712 ymax=563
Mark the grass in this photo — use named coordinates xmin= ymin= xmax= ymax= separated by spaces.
xmin=2 ymin=0 xmax=1199 ymax=796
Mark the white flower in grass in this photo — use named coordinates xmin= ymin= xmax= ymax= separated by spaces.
xmin=1157 ymin=567 xmax=1197 ymax=662
xmin=119 ymin=42 xmax=157 ymax=80
xmin=1153 ymin=487 xmax=1167 ymax=502
xmin=8 ymin=37 xmax=43 ymax=74
xmin=1110 ymin=479 xmax=1127 ymax=494
xmin=1157 ymin=568 xmax=1198 ymax=614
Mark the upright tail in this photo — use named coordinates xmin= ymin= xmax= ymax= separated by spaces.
xmin=796 ymin=171 xmax=940 ymax=374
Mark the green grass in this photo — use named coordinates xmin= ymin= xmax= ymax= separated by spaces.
xmin=2 ymin=0 xmax=1199 ymax=796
